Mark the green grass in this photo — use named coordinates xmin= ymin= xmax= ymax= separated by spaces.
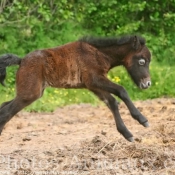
xmin=0 ymin=60 xmax=175 ymax=112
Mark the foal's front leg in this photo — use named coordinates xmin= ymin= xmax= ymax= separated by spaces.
xmin=91 ymin=89 xmax=134 ymax=142
xmin=90 ymin=76 xmax=149 ymax=127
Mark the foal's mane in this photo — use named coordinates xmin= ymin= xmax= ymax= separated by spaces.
xmin=79 ymin=35 xmax=146 ymax=48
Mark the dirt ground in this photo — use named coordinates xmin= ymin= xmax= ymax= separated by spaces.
xmin=0 ymin=98 xmax=175 ymax=175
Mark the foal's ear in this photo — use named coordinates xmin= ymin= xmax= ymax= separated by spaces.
xmin=132 ymin=36 xmax=141 ymax=50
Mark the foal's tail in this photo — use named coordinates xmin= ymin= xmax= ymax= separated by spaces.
xmin=0 ymin=54 xmax=21 ymax=86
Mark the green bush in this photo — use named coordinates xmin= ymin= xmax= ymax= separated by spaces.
xmin=0 ymin=1 xmax=175 ymax=111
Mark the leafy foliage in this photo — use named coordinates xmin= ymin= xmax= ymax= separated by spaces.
xmin=81 ymin=0 xmax=175 ymax=62
xmin=0 ymin=0 xmax=175 ymax=111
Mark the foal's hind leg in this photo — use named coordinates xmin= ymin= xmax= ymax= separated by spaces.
xmin=0 ymin=69 xmax=44 ymax=134
xmin=0 ymin=99 xmax=21 ymax=133
xmin=0 ymin=93 xmax=42 ymax=134
xmin=91 ymin=89 xmax=134 ymax=142
xmin=0 ymin=100 xmax=13 ymax=110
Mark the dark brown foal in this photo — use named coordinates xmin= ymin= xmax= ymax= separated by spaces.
xmin=0 ymin=35 xmax=151 ymax=142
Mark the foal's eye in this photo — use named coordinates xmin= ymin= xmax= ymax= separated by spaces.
xmin=138 ymin=59 xmax=145 ymax=65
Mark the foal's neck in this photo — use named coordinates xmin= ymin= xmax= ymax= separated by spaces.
xmin=98 ymin=45 xmax=131 ymax=69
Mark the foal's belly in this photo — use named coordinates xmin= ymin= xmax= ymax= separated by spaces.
xmin=44 ymin=66 xmax=85 ymax=89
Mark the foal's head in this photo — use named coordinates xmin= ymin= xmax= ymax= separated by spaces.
xmin=123 ymin=36 xmax=151 ymax=89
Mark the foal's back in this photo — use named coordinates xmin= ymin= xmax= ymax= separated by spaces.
xmin=18 ymin=41 xmax=110 ymax=89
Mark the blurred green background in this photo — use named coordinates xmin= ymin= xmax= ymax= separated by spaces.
xmin=0 ymin=0 xmax=175 ymax=111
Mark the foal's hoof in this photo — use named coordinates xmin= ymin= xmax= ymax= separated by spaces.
xmin=126 ymin=137 xmax=134 ymax=142
xmin=142 ymin=121 xmax=150 ymax=128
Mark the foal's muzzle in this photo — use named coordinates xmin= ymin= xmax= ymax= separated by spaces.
xmin=139 ymin=77 xmax=151 ymax=89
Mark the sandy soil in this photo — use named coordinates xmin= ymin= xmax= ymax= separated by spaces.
xmin=0 ymin=98 xmax=175 ymax=175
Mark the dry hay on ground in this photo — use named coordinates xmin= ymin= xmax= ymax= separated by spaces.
xmin=0 ymin=98 xmax=175 ymax=174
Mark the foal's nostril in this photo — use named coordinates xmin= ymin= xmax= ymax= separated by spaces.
xmin=147 ymin=81 xmax=151 ymax=87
